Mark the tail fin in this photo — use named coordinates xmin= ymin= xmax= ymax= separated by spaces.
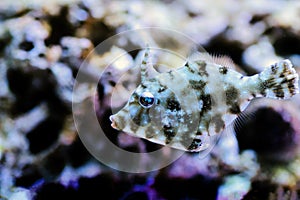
xmin=258 ymin=59 xmax=299 ymax=99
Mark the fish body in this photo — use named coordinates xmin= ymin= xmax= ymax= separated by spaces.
xmin=110 ymin=49 xmax=299 ymax=152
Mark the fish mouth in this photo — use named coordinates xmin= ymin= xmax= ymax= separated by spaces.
xmin=109 ymin=115 xmax=119 ymax=130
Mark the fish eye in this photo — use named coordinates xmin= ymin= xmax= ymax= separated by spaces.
xmin=139 ymin=91 xmax=155 ymax=108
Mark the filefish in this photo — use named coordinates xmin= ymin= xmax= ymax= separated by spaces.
xmin=110 ymin=48 xmax=299 ymax=152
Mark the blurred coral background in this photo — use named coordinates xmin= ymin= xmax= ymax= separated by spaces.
xmin=0 ymin=0 xmax=300 ymax=199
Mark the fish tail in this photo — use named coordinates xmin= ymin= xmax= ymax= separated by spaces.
xmin=258 ymin=59 xmax=299 ymax=99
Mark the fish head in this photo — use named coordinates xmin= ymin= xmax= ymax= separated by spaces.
xmin=110 ymin=78 xmax=180 ymax=138
xmin=110 ymin=48 xmax=204 ymax=151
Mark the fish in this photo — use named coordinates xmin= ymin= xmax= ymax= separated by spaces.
xmin=109 ymin=47 xmax=299 ymax=153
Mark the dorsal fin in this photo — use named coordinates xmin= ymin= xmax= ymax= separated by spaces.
xmin=140 ymin=46 xmax=159 ymax=83
xmin=187 ymin=48 xmax=213 ymax=63
xmin=187 ymin=49 xmax=236 ymax=69
xmin=210 ymin=54 xmax=236 ymax=69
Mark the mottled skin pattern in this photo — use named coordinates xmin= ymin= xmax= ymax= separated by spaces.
xmin=110 ymin=49 xmax=299 ymax=152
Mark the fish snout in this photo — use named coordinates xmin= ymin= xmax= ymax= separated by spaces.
xmin=109 ymin=115 xmax=119 ymax=130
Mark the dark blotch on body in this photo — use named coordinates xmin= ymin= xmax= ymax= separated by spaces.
xmin=225 ymin=86 xmax=241 ymax=114
xmin=219 ymin=66 xmax=228 ymax=74
xmin=273 ymin=86 xmax=285 ymax=98
xmin=180 ymin=133 xmax=194 ymax=150
xmin=225 ymin=86 xmax=239 ymax=105
xmin=166 ymin=98 xmax=181 ymax=111
xmin=158 ymin=86 xmax=167 ymax=93
xmin=163 ymin=124 xmax=176 ymax=144
xmin=280 ymin=77 xmax=288 ymax=84
xmin=157 ymin=81 xmax=167 ymax=93
xmin=185 ymin=62 xmax=195 ymax=74
xmin=263 ymin=78 xmax=276 ymax=89
xmin=200 ymin=94 xmax=212 ymax=115
xmin=195 ymin=61 xmax=209 ymax=76
xmin=188 ymin=138 xmax=202 ymax=151
xmin=129 ymin=101 xmax=139 ymax=106
xmin=131 ymin=92 xmax=139 ymax=100
xmin=258 ymin=78 xmax=277 ymax=96
xmin=259 ymin=85 xmax=267 ymax=97
xmin=229 ymin=103 xmax=241 ymax=114
xmin=141 ymin=83 xmax=147 ymax=89
xmin=132 ymin=109 xmax=150 ymax=127
xmin=189 ymin=80 xmax=206 ymax=90
xmin=271 ymin=64 xmax=278 ymax=74
xmin=156 ymin=99 xmax=160 ymax=105
xmin=211 ymin=114 xmax=225 ymax=133
xmin=132 ymin=110 xmax=143 ymax=126
xmin=288 ymin=80 xmax=296 ymax=95
xmin=196 ymin=131 xmax=203 ymax=135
